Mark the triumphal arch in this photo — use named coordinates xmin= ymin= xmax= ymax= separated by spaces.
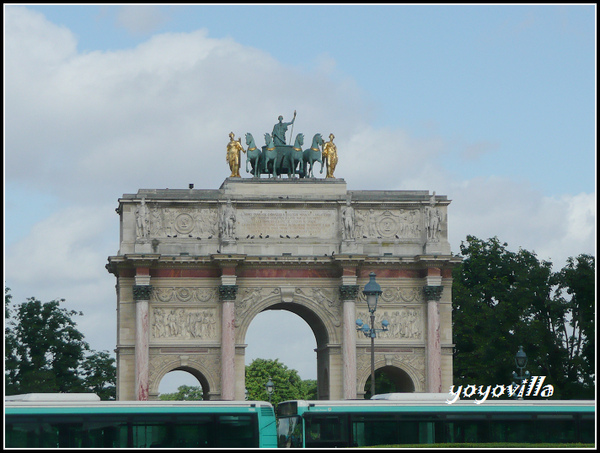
xmin=106 ymin=120 xmax=459 ymax=401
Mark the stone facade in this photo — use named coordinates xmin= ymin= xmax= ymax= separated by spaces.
xmin=106 ymin=178 xmax=460 ymax=400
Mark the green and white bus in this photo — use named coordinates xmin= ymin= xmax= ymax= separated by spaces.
xmin=5 ymin=394 xmax=278 ymax=448
xmin=276 ymin=394 xmax=595 ymax=448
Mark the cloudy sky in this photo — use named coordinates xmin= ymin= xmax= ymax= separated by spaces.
xmin=4 ymin=5 xmax=595 ymax=393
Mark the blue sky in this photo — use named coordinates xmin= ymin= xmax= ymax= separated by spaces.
xmin=4 ymin=4 xmax=596 ymax=392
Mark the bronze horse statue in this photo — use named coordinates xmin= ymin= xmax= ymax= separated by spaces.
xmin=303 ymin=133 xmax=324 ymax=178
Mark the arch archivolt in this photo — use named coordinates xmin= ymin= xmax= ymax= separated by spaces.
xmin=356 ymin=352 xmax=425 ymax=393
xmin=234 ymin=285 xmax=341 ymax=345
xmin=148 ymin=353 xmax=219 ymax=396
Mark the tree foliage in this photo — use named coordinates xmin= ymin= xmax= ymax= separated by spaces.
xmin=159 ymin=385 xmax=204 ymax=401
xmin=452 ymin=236 xmax=595 ymax=399
xmin=4 ymin=288 xmax=116 ymax=399
xmin=245 ymin=358 xmax=315 ymax=405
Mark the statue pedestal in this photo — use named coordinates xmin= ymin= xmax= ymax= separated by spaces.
xmin=219 ymin=239 xmax=237 ymax=254
xmin=341 ymin=239 xmax=362 ymax=254
xmin=424 ymin=240 xmax=451 ymax=255
xmin=220 ymin=177 xmax=347 ymax=199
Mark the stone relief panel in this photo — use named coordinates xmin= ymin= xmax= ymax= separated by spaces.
xmin=356 ymin=307 xmax=423 ymax=340
xmin=136 ymin=204 xmax=220 ymax=240
xmin=151 ymin=308 xmax=218 ymax=340
xmin=355 ymin=209 xmax=422 ymax=239
xmin=150 ymin=287 xmax=219 ymax=304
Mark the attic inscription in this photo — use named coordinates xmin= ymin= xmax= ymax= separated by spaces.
xmin=237 ymin=209 xmax=337 ymax=238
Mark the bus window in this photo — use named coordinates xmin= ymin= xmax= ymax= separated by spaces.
xmin=305 ymin=415 xmax=348 ymax=448
xmin=6 ymin=416 xmax=39 ymax=448
xmin=215 ymin=414 xmax=258 ymax=447
xmin=277 ymin=416 xmax=303 ymax=448
xmin=351 ymin=418 xmax=425 ymax=446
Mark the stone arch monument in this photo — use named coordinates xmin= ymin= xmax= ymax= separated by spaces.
xmin=107 ymin=177 xmax=460 ymax=400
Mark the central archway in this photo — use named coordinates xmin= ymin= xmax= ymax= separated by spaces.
xmin=238 ymin=296 xmax=335 ymax=400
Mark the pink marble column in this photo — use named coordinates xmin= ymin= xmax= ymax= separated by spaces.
xmin=424 ymin=285 xmax=443 ymax=393
xmin=133 ymin=283 xmax=151 ymax=401
xmin=340 ymin=285 xmax=359 ymax=400
xmin=219 ymin=285 xmax=237 ymax=400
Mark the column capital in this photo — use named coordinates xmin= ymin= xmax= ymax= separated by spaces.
xmin=339 ymin=285 xmax=360 ymax=300
xmin=133 ymin=285 xmax=153 ymax=301
xmin=423 ymin=285 xmax=443 ymax=301
xmin=219 ymin=285 xmax=239 ymax=301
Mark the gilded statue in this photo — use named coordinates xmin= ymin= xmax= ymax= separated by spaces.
xmin=226 ymin=132 xmax=245 ymax=177
xmin=322 ymin=133 xmax=338 ymax=178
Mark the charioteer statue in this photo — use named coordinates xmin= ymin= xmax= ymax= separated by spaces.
xmin=272 ymin=111 xmax=296 ymax=145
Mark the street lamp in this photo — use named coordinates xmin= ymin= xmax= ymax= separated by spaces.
xmin=356 ymin=272 xmax=388 ymax=398
xmin=265 ymin=377 xmax=274 ymax=403
xmin=512 ymin=346 xmax=531 ymax=399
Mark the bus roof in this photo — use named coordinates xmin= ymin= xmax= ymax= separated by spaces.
xmin=5 ymin=393 xmax=101 ymax=402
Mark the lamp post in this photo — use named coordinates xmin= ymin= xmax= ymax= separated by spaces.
xmin=265 ymin=377 xmax=274 ymax=403
xmin=512 ymin=346 xmax=531 ymax=399
xmin=356 ymin=272 xmax=387 ymax=398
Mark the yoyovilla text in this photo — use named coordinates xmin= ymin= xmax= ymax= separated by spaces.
xmin=446 ymin=376 xmax=554 ymax=404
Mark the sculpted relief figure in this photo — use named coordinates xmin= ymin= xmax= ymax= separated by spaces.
xmin=220 ymin=199 xmax=236 ymax=239
xmin=426 ymin=192 xmax=442 ymax=242
xmin=322 ymin=133 xmax=338 ymax=178
xmin=341 ymin=200 xmax=355 ymax=240
xmin=226 ymin=132 xmax=245 ymax=178
xmin=272 ymin=111 xmax=296 ymax=145
xmin=135 ymin=198 xmax=149 ymax=239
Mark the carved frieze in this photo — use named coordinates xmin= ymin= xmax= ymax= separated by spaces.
xmin=151 ymin=308 xmax=218 ymax=340
xmin=357 ymin=286 xmax=423 ymax=304
xmin=355 ymin=209 xmax=422 ymax=239
xmin=136 ymin=205 xmax=220 ymax=240
xmin=151 ymin=287 xmax=218 ymax=304
xmin=356 ymin=308 xmax=423 ymax=340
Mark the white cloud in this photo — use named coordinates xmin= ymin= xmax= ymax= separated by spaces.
xmin=115 ymin=5 xmax=167 ymax=36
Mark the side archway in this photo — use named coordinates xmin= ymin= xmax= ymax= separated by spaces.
xmin=149 ymin=355 xmax=219 ymax=400
xmin=357 ymin=357 xmax=424 ymax=398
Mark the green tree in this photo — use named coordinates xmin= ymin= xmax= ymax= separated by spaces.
xmin=547 ymin=254 xmax=595 ymax=398
xmin=245 ymin=358 xmax=310 ymax=405
xmin=5 ymin=290 xmax=116 ymax=399
xmin=81 ymin=351 xmax=117 ymax=400
xmin=452 ymin=236 xmax=595 ymax=399
xmin=159 ymin=385 xmax=204 ymax=401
